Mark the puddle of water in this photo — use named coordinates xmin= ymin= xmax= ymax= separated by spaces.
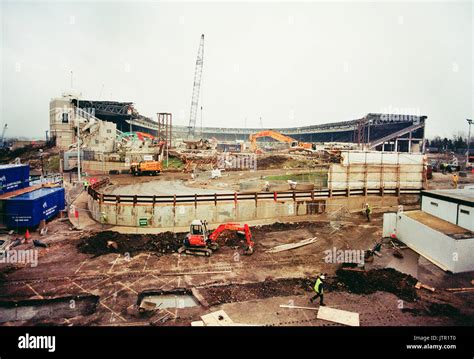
xmin=141 ymin=294 xmax=199 ymax=309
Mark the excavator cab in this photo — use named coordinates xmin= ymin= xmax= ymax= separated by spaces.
xmin=179 ymin=220 xmax=217 ymax=257
xmin=190 ymin=222 xmax=204 ymax=235
xmin=189 ymin=219 xmax=209 ymax=237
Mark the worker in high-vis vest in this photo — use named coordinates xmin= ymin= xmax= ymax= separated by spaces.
xmin=310 ymin=274 xmax=326 ymax=306
xmin=452 ymin=173 xmax=459 ymax=189
xmin=365 ymin=203 xmax=372 ymax=222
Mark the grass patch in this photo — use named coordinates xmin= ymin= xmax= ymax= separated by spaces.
xmin=163 ymin=156 xmax=185 ymax=170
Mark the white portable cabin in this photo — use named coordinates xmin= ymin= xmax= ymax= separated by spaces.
xmin=383 ymin=189 xmax=474 ymax=273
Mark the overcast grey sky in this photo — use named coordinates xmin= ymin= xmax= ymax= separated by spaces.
xmin=1 ymin=0 xmax=472 ymax=139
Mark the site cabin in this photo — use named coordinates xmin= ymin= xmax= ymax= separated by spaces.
xmin=130 ymin=161 xmax=162 ymax=176
xmin=383 ymin=189 xmax=474 ymax=273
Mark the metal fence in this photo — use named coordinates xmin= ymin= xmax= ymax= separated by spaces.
xmin=87 ymin=178 xmax=421 ymax=206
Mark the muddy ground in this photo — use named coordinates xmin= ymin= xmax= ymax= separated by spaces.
xmin=76 ymin=221 xmax=328 ymax=257
xmin=0 ymin=202 xmax=473 ymax=326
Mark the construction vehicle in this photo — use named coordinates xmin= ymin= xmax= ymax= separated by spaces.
xmin=178 ymin=219 xmax=255 ymax=257
xmin=249 ymin=130 xmax=316 ymax=153
xmin=183 ymin=138 xmax=212 ymax=150
xmin=130 ymin=160 xmax=162 ymax=176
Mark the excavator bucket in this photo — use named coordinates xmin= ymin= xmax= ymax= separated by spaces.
xmin=244 ymin=246 xmax=254 ymax=255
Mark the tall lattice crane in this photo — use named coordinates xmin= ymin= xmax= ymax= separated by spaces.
xmin=188 ymin=34 xmax=204 ymax=137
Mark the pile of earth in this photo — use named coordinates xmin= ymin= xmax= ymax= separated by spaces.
xmin=257 ymin=155 xmax=288 ymax=170
xmin=77 ymin=231 xmax=183 ymax=257
xmin=252 ymin=221 xmax=324 ymax=235
xmin=77 ymin=229 xmax=255 ymax=257
xmin=334 ymin=268 xmax=418 ymax=301
xmin=198 ymin=277 xmax=314 ymax=306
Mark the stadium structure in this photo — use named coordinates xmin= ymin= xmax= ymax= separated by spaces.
xmin=50 ymin=94 xmax=426 ymax=153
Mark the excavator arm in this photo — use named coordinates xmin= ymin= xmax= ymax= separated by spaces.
xmin=249 ymin=130 xmax=297 ymax=153
xmin=208 ymin=222 xmax=254 ymax=254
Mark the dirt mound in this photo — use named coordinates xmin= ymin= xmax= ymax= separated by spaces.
xmin=78 ymin=221 xmax=327 ymax=257
xmin=77 ymin=229 xmax=254 ymax=257
xmin=257 ymin=155 xmax=288 ymax=170
xmin=252 ymin=221 xmax=323 ymax=235
xmin=77 ymin=231 xmax=182 ymax=257
xmin=335 ymin=268 xmax=418 ymax=301
xmin=199 ymin=277 xmax=313 ymax=306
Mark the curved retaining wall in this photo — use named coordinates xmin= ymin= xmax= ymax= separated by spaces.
xmin=87 ymin=196 xmax=327 ymax=228
xmin=86 ymin=180 xmax=412 ymax=228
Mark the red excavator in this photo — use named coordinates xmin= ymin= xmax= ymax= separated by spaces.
xmin=178 ymin=220 xmax=255 ymax=257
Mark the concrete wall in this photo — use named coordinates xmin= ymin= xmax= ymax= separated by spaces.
xmin=329 ymin=164 xmax=423 ymax=190
xmin=50 ymin=98 xmax=75 ymax=149
xmin=89 ymin=197 xmax=323 ymax=228
xmin=326 ymin=196 xmax=400 ymax=214
xmin=82 ymin=160 xmax=130 ymax=175
xmin=340 ymin=151 xmax=425 ymax=166
xmin=88 ymin=195 xmax=401 ymax=228
xmin=330 ymin=151 xmax=425 ymax=190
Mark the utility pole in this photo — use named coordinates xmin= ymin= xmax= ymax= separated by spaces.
xmin=200 ymin=106 xmax=203 ymax=137
xmin=39 ymin=149 xmax=44 ymax=177
xmin=77 ymin=124 xmax=81 ymax=183
xmin=467 ymin=119 xmax=472 ymax=168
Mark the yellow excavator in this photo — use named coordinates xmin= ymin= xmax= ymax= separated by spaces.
xmin=249 ymin=130 xmax=316 ymax=153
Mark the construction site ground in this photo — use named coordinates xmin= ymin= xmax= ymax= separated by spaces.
xmin=1 ymin=209 xmax=473 ymax=326
xmin=1 ymin=167 xmax=473 ymax=327
xmin=100 ymin=166 xmax=326 ymax=195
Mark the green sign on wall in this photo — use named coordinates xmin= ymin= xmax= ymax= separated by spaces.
xmin=139 ymin=218 xmax=148 ymax=227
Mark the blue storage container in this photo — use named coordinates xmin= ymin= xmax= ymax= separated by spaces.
xmin=0 ymin=164 xmax=30 ymax=194
xmin=4 ymin=187 xmax=65 ymax=228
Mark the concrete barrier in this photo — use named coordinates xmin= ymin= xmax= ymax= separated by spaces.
xmin=86 ymin=177 xmax=419 ymax=228
xmin=86 ymin=194 xmax=410 ymax=228
xmin=88 ymin=196 xmax=328 ymax=228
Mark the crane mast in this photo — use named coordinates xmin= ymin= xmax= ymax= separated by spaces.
xmin=188 ymin=34 xmax=204 ymax=137
xmin=0 ymin=124 xmax=8 ymax=148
